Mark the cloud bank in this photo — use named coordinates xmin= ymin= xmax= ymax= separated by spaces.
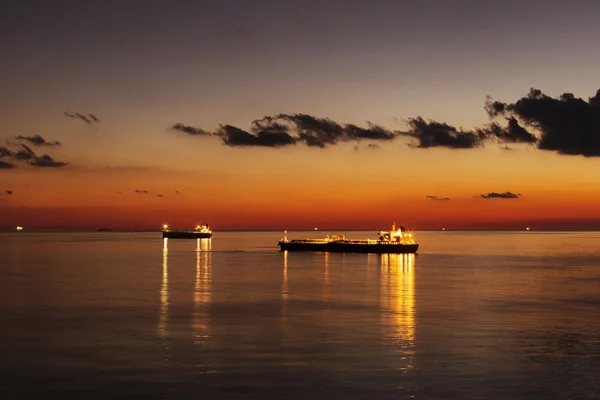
xmin=0 ymin=144 xmax=67 ymax=168
xmin=64 ymin=111 xmax=101 ymax=126
xmin=426 ymin=195 xmax=450 ymax=201
xmin=170 ymin=113 xmax=398 ymax=148
xmin=479 ymin=191 xmax=521 ymax=199
xmin=170 ymin=88 xmax=600 ymax=156
xmin=15 ymin=135 xmax=61 ymax=146
xmin=485 ymin=88 xmax=600 ymax=157
xmin=169 ymin=113 xmax=536 ymax=150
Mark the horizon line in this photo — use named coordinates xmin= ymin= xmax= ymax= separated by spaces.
xmin=1 ymin=228 xmax=599 ymax=233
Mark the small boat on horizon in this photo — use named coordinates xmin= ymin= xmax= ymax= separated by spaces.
xmin=162 ymin=223 xmax=212 ymax=239
xmin=278 ymin=223 xmax=419 ymax=254
xmin=97 ymin=227 xmax=112 ymax=232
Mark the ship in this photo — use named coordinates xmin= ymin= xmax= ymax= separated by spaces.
xmin=161 ymin=223 xmax=212 ymax=239
xmin=97 ymin=227 xmax=112 ymax=232
xmin=278 ymin=223 xmax=419 ymax=254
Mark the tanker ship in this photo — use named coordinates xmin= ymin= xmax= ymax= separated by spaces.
xmin=278 ymin=223 xmax=418 ymax=254
xmin=162 ymin=223 xmax=212 ymax=239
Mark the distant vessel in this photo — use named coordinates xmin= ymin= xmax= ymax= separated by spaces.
xmin=278 ymin=223 xmax=419 ymax=254
xmin=16 ymin=226 xmax=23 ymax=232
xmin=162 ymin=223 xmax=212 ymax=239
xmin=97 ymin=227 xmax=112 ymax=232
xmin=525 ymin=226 xmax=531 ymax=231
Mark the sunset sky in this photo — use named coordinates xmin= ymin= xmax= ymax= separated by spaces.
xmin=1 ymin=0 xmax=600 ymax=230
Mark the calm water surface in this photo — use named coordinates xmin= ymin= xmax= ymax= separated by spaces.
xmin=1 ymin=231 xmax=600 ymax=399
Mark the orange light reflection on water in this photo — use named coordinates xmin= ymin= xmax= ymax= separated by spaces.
xmin=381 ymin=253 xmax=415 ymax=370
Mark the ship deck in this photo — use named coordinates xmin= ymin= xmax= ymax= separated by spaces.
xmin=283 ymin=239 xmax=413 ymax=245
xmin=279 ymin=240 xmax=418 ymax=254
xmin=162 ymin=230 xmax=212 ymax=239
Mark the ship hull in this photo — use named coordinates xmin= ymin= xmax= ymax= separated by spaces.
xmin=162 ymin=231 xmax=212 ymax=239
xmin=278 ymin=241 xmax=418 ymax=254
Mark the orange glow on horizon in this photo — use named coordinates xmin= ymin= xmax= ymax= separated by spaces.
xmin=3 ymin=144 xmax=600 ymax=230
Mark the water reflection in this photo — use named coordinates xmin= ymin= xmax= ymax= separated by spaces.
xmin=158 ymin=238 xmax=169 ymax=339
xmin=380 ymin=253 xmax=416 ymax=369
xmin=282 ymin=250 xmax=289 ymax=302
xmin=367 ymin=253 xmax=377 ymax=282
xmin=324 ymin=252 xmax=330 ymax=288
xmin=193 ymin=238 xmax=212 ymax=346
xmin=158 ymin=238 xmax=170 ymax=366
xmin=281 ymin=250 xmax=289 ymax=328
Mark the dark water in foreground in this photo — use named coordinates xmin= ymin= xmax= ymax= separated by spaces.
xmin=1 ymin=231 xmax=600 ymax=399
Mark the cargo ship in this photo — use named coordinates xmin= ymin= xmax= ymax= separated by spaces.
xmin=162 ymin=223 xmax=212 ymax=239
xmin=278 ymin=223 xmax=418 ymax=254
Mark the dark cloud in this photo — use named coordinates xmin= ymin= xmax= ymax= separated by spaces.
xmin=170 ymin=113 xmax=398 ymax=148
xmin=426 ymin=195 xmax=450 ymax=201
xmin=64 ymin=111 xmax=100 ymax=126
xmin=345 ymin=123 xmax=395 ymax=141
xmin=0 ymin=147 xmax=13 ymax=158
xmin=169 ymin=123 xmax=212 ymax=136
xmin=0 ymin=161 xmax=15 ymax=169
xmin=15 ymin=135 xmax=61 ymax=146
xmin=169 ymin=89 xmax=599 ymax=153
xmin=355 ymin=143 xmax=381 ymax=151
xmin=6 ymin=190 xmax=13 ymax=195
xmin=485 ymin=88 xmax=600 ymax=156
xmin=172 ymin=113 xmax=535 ymax=150
xmin=261 ymin=114 xmax=396 ymax=147
xmin=0 ymin=144 xmax=66 ymax=168
xmin=27 ymin=154 xmax=67 ymax=167
xmin=218 ymin=124 xmax=297 ymax=147
xmin=135 ymin=190 xmax=149 ymax=194
xmin=475 ymin=118 xmax=537 ymax=144
xmin=504 ymin=117 xmax=538 ymax=143
xmin=157 ymin=194 xmax=164 ymax=197
xmin=479 ymin=191 xmax=521 ymax=199
xmin=400 ymin=117 xmax=485 ymax=149
xmin=266 ymin=114 xmax=342 ymax=147
xmin=14 ymin=144 xmax=36 ymax=160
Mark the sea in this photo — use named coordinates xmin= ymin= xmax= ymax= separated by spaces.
xmin=1 ymin=230 xmax=600 ymax=399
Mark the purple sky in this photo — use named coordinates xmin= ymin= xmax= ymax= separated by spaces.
xmin=3 ymin=0 xmax=599 ymax=130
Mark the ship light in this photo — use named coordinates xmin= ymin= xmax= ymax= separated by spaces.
xmin=163 ymin=224 xmax=169 ymax=230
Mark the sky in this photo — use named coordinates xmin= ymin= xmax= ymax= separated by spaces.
xmin=1 ymin=0 xmax=600 ymax=230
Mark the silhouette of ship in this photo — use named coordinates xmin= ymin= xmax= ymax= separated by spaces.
xmin=162 ymin=223 xmax=212 ymax=239
xmin=97 ymin=227 xmax=112 ymax=232
xmin=278 ymin=223 xmax=419 ymax=254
